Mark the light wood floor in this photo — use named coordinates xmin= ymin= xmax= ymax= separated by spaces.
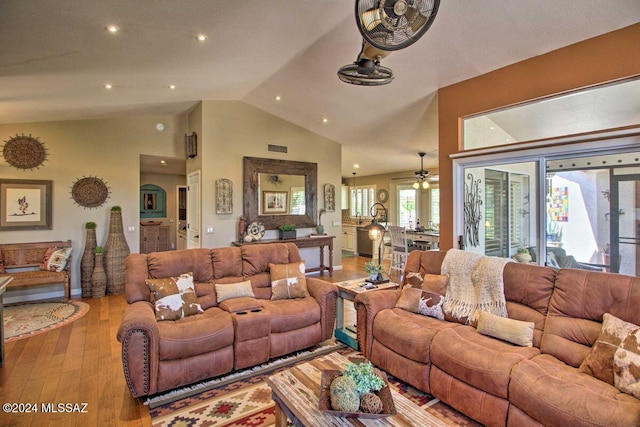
xmin=0 ymin=255 xmax=396 ymax=427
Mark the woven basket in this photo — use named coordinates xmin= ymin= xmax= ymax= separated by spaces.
xmin=105 ymin=210 xmax=130 ymax=295
xmin=319 ymin=369 xmax=396 ymax=418
xmin=91 ymin=253 xmax=107 ymax=298
xmin=80 ymin=228 xmax=97 ymax=298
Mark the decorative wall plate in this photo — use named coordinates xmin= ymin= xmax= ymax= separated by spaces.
xmin=2 ymin=134 xmax=48 ymax=170
xmin=71 ymin=176 xmax=111 ymax=209
xmin=377 ymin=189 xmax=389 ymax=203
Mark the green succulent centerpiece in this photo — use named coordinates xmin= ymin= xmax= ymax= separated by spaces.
xmin=364 ymin=260 xmax=383 ymax=279
xmin=328 ymin=361 xmax=388 ymax=414
xmin=278 ymin=224 xmax=297 ymax=240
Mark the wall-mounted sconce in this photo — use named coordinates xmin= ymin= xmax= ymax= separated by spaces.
xmin=185 ymin=132 xmax=197 ymax=158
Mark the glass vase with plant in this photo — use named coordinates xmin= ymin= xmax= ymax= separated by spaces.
xmin=364 ymin=260 xmax=383 ymax=280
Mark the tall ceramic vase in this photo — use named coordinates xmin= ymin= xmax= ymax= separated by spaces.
xmin=92 ymin=252 xmax=107 ymax=298
xmin=80 ymin=226 xmax=97 ymax=298
xmin=105 ymin=208 xmax=130 ymax=295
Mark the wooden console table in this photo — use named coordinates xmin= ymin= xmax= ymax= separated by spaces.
xmin=233 ymin=235 xmax=335 ymax=275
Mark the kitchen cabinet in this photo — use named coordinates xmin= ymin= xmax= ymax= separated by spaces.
xmin=177 ymin=231 xmax=187 ymax=250
xmin=140 ymin=225 xmax=170 ymax=254
xmin=341 ymin=226 xmax=357 ymax=253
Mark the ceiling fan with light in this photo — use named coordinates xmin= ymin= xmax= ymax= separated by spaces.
xmin=338 ymin=0 xmax=441 ymax=86
xmin=393 ymin=152 xmax=438 ymax=189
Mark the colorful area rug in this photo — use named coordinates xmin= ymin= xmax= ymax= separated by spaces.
xmin=3 ymin=300 xmax=89 ymax=342
xmin=150 ymin=349 xmax=481 ymax=427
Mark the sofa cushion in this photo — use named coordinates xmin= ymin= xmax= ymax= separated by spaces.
xmin=476 ymin=310 xmax=534 ymax=347
xmin=215 ymin=280 xmax=255 ymax=303
xmin=509 ymin=354 xmax=640 ymax=427
xmin=147 ymin=249 xmax=214 ymax=283
xmin=372 ymin=308 xmax=458 ymax=364
xmin=542 ymin=268 xmax=640 ymax=368
xmin=40 ymin=246 xmax=72 ymax=272
xmin=269 ymin=261 xmax=309 ymax=300
xmin=146 ymin=272 xmax=204 ymax=321
xmin=261 ymin=296 xmax=320 ymax=333
xmin=430 ymin=325 xmax=539 ymax=399
xmin=579 ymin=313 xmax=639 ymax=385
xmin=157 ymin=307 xmax=234 ymax=360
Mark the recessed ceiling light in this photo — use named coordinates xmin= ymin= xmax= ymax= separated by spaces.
xmin=322 ymin=118 xmax=328 ymax=124
xmin=105 ymin=24 xmax=119 ymax=33
xmin=103 ymin=83 xmax=113 ymax=89
xmin=489 ymin=126 xmax=495 ymax=130
xmin=160 ymin=160 xmax=167 ymax=165
xmin=195 ymin=34 xmax=208 ymax=42
xmin=156 ymin=123 xmax=165 ymax=131
xmin=168 ymin=84 xmax=176 ymax=90
xmin=353 ymin=164 xmax=360 ymax=168
xmin=275 ymin=95 xmax=281 ymax=101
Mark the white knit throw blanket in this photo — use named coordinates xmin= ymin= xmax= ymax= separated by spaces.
xmin=442 ymin=248 xmax=511 ymax=324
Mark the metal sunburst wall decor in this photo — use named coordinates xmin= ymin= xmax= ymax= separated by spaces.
xmin=1 ymin=134 xmax=49 ymax=170
xmin=70 ymin=176 xmax=111 ymax=209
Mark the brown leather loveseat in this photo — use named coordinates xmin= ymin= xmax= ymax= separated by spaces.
xmin=356 ymin=250 xmax=640 ymax=426
xmin=117 ymin=242 xmax=337 ymax=398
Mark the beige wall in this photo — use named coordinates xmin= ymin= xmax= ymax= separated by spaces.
xmin=190 ymin=101 xmax=342 ymax=268
xmin=438 ymin=23 xmax=640 ymax=250
xmin=0 ymin=115 xmax=186 ymax=301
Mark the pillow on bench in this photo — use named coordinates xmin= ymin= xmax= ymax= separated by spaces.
xmin=40 ymin=247 xmax=72 ymax=273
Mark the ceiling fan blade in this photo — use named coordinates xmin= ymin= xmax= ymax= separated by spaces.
xmin=392 ymin=176 xmax=415 ymax=180
xmin=361 ymin=9 xmax=385 ymax=32
xmin=403 ymin=6 xmax=428 ymax=33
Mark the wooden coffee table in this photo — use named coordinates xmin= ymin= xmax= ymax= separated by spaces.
xmin=266 ymin=351 xmax=446 ymax=426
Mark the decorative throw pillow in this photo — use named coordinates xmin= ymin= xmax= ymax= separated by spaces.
xmin=0 ymin=250 xmax=6 ymax=274
xmin=215 ymin=280 xmax=255 ymax=303
xmin=476 ymin=311 xmax=534 ymax=347
xmin=40 ymin=247 xmax=72 ymax=272
xmin=269 ymin=261 xmax=309 ymax=300
xmin=395 ymin=287 xmax=445 ymax=320
xmin=578 ymin=313 xmax=639 ymax=385
xmin=399 ymin=272 xmax=449 ymax=320
xmin=614 ymin=328 xmax=640 ymax=398
xmin=146 ymin=272 xmax=203 ymax=321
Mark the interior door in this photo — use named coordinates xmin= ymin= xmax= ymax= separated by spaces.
xmin=187 ymin=170 xmax=201 ymax=249
xmin=610 ymin=173 xmax=640 ymax=276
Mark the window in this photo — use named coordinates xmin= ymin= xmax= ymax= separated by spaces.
xmin=398 ymin=186 xmax=417 ymax=228
xmin=350 ymin=185 xmax=375 ymax=218
xmin=430 ymin=188 xmax=440 ymax=227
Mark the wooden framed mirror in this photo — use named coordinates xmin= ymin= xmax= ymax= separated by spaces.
xmin=243 ymin=156 xmax=317 ymax=230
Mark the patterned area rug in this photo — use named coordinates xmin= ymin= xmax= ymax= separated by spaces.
xmin=151 ymin=349 xmax=482 ymax=427
xmin=3 ymin=300 xmax=89 ymax=342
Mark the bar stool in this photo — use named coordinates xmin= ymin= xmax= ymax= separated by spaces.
xmin=387 ymin=225 xmax=409 ymax=280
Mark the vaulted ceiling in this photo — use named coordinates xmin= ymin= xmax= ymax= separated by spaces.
xmin=1 ymin=1 xmax=638 ymax=177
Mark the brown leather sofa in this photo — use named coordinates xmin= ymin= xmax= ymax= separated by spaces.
xmin=117 ymin=242 xmax=337 ymax=398
xmin=355 ymin=250 xmax=640 ymax=426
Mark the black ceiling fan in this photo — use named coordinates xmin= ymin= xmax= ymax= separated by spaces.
xmin=338 ymin=0 xmax=441 ymax=86
xmin=392 ymin=152 xmax=438 ymax=188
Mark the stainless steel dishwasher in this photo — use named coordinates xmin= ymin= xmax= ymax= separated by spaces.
xmin=357 ymin=227 xmax=373 ymax=258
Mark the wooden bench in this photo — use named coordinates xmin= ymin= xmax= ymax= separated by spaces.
xmin=0 ymin=240 xmax=72 ymax=300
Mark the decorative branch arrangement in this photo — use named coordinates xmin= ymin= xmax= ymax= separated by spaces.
xmin=464 ymin=173 xmax=483 ymax=248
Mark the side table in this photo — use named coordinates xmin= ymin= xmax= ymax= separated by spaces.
xmin=0 ymin=276 xmax=12 ymax=368
xmin=334 ymin=278 xmax=398 ymax=350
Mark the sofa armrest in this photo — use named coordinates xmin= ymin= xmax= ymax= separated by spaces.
xmin=116 ymin=301 xmax=160 ymax=397
xmin=307 ymin=277 xmax=338 ymax=341
xmin=354 ymin=289 xmax=401 ymax=358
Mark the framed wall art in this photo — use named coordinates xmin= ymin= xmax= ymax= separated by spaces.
xmin=262 ymin=191 xmax=287 ymax=214
xmin=215 ymin=178 xmax=233 ymax=214
xmin=323 ymin=183 xmax=335 ymax=212
xmin=0 ymin=179 xmax=52 ymax=231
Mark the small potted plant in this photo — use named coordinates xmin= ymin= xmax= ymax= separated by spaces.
xmin=278 ymin=224 xmax=297 ymax=240
xmin=514 ymin=247 xmax=532 ymax=263
xmin=364 ymin=260 xmax=383 ymax=281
